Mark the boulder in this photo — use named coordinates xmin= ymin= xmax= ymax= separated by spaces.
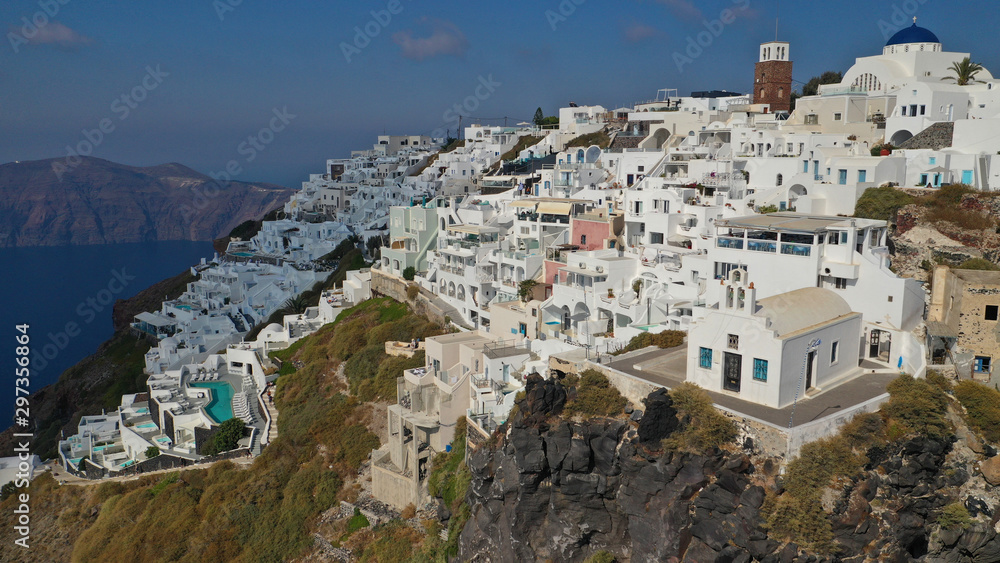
xmin=982 ymin=457 xmax=1000 ymax=486
xmin=637 ymin=388 xmax=679 ymax=446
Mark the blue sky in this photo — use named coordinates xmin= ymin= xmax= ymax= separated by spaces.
xmin=2 ymin=0 xmax=998 ymax=187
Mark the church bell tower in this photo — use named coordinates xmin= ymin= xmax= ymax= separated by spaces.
xmin=753 ymin=41 xmax=793 ymax=113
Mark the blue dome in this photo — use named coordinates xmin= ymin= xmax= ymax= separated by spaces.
xmin=886 ymin=23 xmax=939 ymax=46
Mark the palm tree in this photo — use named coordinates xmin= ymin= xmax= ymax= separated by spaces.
xmin=281 ymin=294 xmax=309 ymax=314
xmin=942 ymin=57 xmax=984 ymax=86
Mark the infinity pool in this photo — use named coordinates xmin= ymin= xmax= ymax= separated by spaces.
xmin=191 ymin=381 xmax=236 ymax=424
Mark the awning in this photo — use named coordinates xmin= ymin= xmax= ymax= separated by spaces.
xmin=926 ymin=321 xmax=958 ymax=339
xmin=509 ymin=200 xmax=537 ymax=208
xmin=135 ymin=312 xmax=175 ymax=327
xmin=537 ymin=202 xmax=573 ymax=215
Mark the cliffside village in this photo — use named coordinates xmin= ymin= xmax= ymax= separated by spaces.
xmin=51 ymin=24 xmax=1000 ymax=509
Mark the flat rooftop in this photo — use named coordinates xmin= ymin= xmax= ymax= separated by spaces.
xmin=717 ymin=213 xmax=884 ymax=233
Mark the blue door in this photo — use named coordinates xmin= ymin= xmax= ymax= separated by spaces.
xmin=839 ymin=170 xmax=848 ymax=185
xmin=962 ymin=170 xmax=974 ymax=184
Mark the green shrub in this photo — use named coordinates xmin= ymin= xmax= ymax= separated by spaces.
xmin=883 ymin=374 xmax=952 ymax=438
xmin=854 ymin=186 xmax=915 ymax=221
xmin=566 ymin=131 xmax=611 ymax=149
xmin=145 ymin=446 xmax=160 ymax=459
xmin=563 ymin=370 xmax=627 ymax=418
xmin=612 ymin=330 xmax=686 ymax=355
xmin=954 ymin=380 xmax=1000 ymax=442
xmin=938 ymin=502 xmax=972 ymax=530
xmin=757 ymin=204 xmax=779 ymax=214
xmin=203 ymin=418 xmax=246 ymax=456
xmin=402 ymin=266 xmax=416 ymax=281
xmin=958 ymin=258 xmax=1000 ymax=271
xmin=584 ymin=551 xmax=618 ymax=563
xmin=346 ymin=508 xmax=370 ymax=534
xmin=663 ymin=382 xmax=737 ymax=451
xmin=926 ymin=370 xmax=953 ymax=393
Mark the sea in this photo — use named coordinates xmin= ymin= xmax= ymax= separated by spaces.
xmin=0 ymin=241 xmax=216 ymax=428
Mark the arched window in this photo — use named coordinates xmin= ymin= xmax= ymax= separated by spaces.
xmin=760 ymin=88 xmax=766 ymax=99
xmin=778 ymin=88 xmax=784 ymax=99
xmin=776 ymin=174 xmax=783 ymax=186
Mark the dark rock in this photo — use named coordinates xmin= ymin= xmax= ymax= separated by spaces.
xmin=966 ymin=496 xmax=992 ymax=519
xmin=637 ymin=388 xmax=679 ymax=447
xmin=690 ymin=518 xmax=729 ymax=551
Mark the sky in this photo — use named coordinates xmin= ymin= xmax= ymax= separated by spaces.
xmin=2 ymin=0 xmax=999 ymax=188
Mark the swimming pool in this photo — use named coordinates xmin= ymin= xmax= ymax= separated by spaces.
xmin=136 ymin=422 xmax=158 ymax=430
xmin=135 ymin=407 xmax=150 ymax=414
xmin=191 ymin=381 xmax=236 ymax=424
xmin=231 ymin=251 xmax=254 ymax=257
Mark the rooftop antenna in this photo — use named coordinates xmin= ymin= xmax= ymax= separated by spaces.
xmin=774 ymin=0 xmax=779 ymax=41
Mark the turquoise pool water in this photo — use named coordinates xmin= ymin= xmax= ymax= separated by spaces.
xmin=231 ymin=251 xmax=254 ymax=257
xmin=191 ymin=381 xmax=236 ymax=424
xmin=135 ymin=407 xmax=149 ymax=414
xmin=93 ymin=445 xmax=109 ymax=452
xmin=176 ymin=304 xmax=192 ymax=311
xmin=136 ymin=422 xmax=158 ymax=430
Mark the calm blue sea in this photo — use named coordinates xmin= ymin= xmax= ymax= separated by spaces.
xmin=0 ymin=241 xmax=216 ymax=429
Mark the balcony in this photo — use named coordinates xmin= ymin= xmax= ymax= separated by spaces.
xmin=747 ymin=240 xmax=777 ymax=253
xmin=716 ymin=237 xmax=744 ymax=250
xmin=780 ymin=243 xmax=812 ymax=257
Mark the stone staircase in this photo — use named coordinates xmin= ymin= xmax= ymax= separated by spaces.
xmin=263 ymin=395 xmax=279 ymax=444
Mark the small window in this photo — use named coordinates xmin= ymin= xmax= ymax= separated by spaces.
xmin=650 ymin=232 xmax=664 ymax=244
xmin=831 ymin=341 xmax=839 ymax=365
xmin=833 ymin=112 xmax=842 ymax=121
xmin=728 ymin=334 xmax=739 ymax=350
xmin=753 ymin=359 xmax=768 ymax=382
xmin=580 ymin=234 xmax=587 ymax=245
xmin=638 ymin=165 xmax=645 ymax=172
xmin=975 ymin=356 xmax=991 ymax=374
xmin=888 ymin=296 xmax=894 ymax=302
xmin=531 ymin=308 xmax=537 ymax=317
xmin=986 ymin=305 xmax=999 ymax=321
xmin=699 ymin=347 xmax=713 ymax=369
xmin=835 ymin=277 xmax=847 ymax=289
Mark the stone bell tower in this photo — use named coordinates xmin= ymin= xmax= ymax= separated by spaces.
xmin=753 ymin=41 xmax=793 ymax=113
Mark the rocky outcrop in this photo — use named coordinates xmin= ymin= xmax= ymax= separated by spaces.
xmin=461 ymin=380 xmax=785 ymax=562
xmin=460 ymin=380 xmax=1000 ymax=562
xmin=0 ymin=157 xmax=293 ymax=247
xmin=898 ymin=122 xmax=955 ymax=151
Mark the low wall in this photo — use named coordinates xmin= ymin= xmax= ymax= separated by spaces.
xmin=783 ymin=393 xmax=890 ymax=457
xmin=584 ymin=360 xmax=888 ymax=460
xmin=583 ymin=361 xmax=658 ymax=407
xmin=371 ymin=269 xmax=449 ymax=327
xmin=370 ymin=448 xmax=421 ymax=511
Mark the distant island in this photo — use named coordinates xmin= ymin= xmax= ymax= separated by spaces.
xmin=0 ymin=157 xmax=294 ymax=247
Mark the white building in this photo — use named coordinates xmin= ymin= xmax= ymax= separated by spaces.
xmin=687 ymin=270 xmax=863 ymax=408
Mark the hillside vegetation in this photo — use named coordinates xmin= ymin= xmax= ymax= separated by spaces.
xmin=0 ymin=298 xmax=446 ymax=562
